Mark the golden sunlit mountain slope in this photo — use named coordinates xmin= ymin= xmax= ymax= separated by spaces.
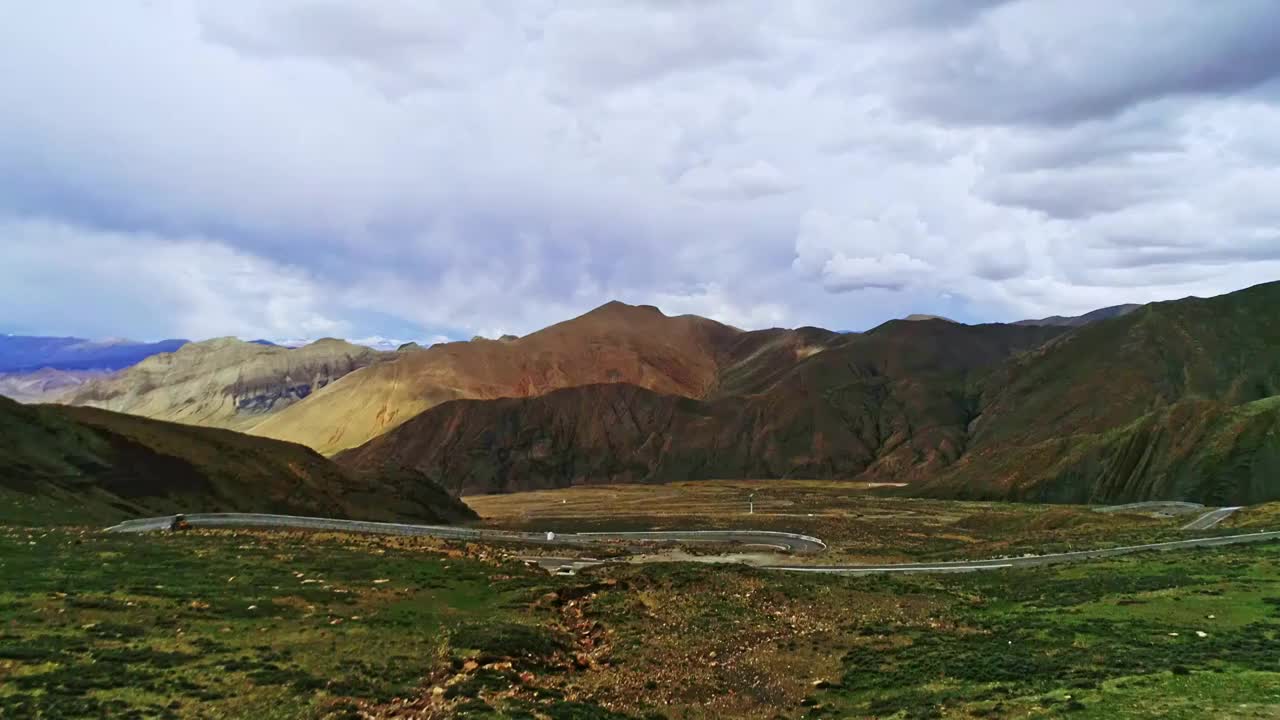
xmin=61 ymin=338 xmax=380 ymax=431
xmin=253 ymin=302 xmax=841 ymax=454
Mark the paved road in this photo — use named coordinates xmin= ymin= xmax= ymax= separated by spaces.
xmin=103 ymin=513 xmax=827 ymax=553
xmin=105 ymin=512 xmax=1279 ymax=577
xmin=525 ymin=530 xmax=1280 ymax=575
xmin=1182 ymin=506 xmax=1243 ymax=530
xmin=1094 ymin=501 xmax=1205 ymax=516
xmin=768 ymin=530 xmax=1280 ymax=574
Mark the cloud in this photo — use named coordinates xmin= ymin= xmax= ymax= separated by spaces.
xmin=880 ymin=0 xmax=1280 ymax=126
xmin=677 ymin=160 xmax=798 ymax=200
xmin=0 ymin=0 xmax=1277 ymax=342
xmin=0 ymin=216 xmax=343 ymax=341
xmin=540 ymin=2 xmax=773 ymax=94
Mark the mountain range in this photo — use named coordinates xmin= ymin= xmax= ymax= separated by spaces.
xmin=8 ymin=282 xmax=1280 ymax=511
xmin=0 ymin=335 xmax=188 ymax=372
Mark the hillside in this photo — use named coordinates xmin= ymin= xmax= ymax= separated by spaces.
xmin=931 ymin=397 xmax=1280 ymax=505
xmin=255 ymin=302 xmax=842 ymax=454
xmin=972 ymin=282 xmax=1280 ymax=448
xmin=61 ymin=337 xmax=381 ymax=432
xmin=0 ymin=334 xmax=187 ymax=372
xmin=0 ymin=395 xmax=474 ymax=526
xmin=337 ymin=321 xmax=1066 ymax=495
xmin=912 ymin=281 xmax=1280 ymax=503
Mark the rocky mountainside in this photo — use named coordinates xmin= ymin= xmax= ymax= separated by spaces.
xmin=61 ymin=337 xmax=382 ymax=432
xmin=254 ymin=302 xmax=843 ymax=454
xmin=0 ymin=335 xmax=187 ymax=372
xmin=0 ymin=395 xmax=474 ymax=525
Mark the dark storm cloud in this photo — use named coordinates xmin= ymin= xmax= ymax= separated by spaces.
xmin=885 ymin=0 xmax=1280 ymax=126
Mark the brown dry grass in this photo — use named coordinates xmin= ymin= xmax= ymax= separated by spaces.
xmin=465 ymin=480 xmax=1188 ymax=564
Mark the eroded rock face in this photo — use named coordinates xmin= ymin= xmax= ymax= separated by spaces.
xmin=61 ymin=337 xmax=381 ymax=431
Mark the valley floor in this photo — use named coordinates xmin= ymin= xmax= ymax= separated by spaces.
xmin=2 ymin=496 xmax=1279 ymax=719
xmin=466 ymin=480 xmax=1263 ymax=564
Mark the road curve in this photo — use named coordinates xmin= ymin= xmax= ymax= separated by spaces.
xmin=1094 ymin=501 xmax=1204 ymax=515
xmin=102 ymin=513 xmax=826 ymax=553
xmin=769 ymin=530 xmax=1280 ymax=574
xmin=1182 ymin=506 xmax=1243 ymax=530
xmin=522 ymin=530 xmax=1280 ymax=575
xmin=104 ymin=513 xmax=1280 ymax=576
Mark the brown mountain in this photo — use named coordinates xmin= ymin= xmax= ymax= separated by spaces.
xmin=61 ymin=337 xmax=381 ymax=432
xmin=254 ymin=302 xmax=841 ymax=454
xmin=339 ymin=282 xmax=1280 ymax=506
xmin=0 ymin=395 xmax=474 ymax=526
xmin=336 ymin=320 xmax=1067 ymax=495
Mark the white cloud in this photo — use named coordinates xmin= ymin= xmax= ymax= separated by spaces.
xmin=677 ymin=160 xmax=798 ymax=200
xmin=0 ymin=216 xmax=343 ymax=341
xmin=0 ymin=0 xmax=1277 ymax=341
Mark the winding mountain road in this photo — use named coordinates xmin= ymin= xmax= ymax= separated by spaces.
xmin=105 ymin=512 xmax=1280 ymax=576
xmin=103 ymin=513 xmax=826 ymax=553
xmin=1181 ymin=506 xmax=1243 ymax=530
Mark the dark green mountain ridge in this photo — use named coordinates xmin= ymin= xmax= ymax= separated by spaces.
xmin=0 ymin=395 xmax=473 ymax=525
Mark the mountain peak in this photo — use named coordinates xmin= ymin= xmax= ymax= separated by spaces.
xmin=590 ymin=300 xmax=667 ymax=317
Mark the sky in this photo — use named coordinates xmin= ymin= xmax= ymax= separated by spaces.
xmin=2 ymin=1 xmax=1279 ymax=343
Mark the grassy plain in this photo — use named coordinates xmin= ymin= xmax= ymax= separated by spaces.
xmin=2 ymin=519 xmax=1278 ymax=719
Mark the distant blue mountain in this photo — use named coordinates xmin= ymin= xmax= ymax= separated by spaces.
xmin=0 ymin=335 xmax=188 ymax=372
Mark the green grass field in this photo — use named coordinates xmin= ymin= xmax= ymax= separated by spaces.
xmin=1 ymin=522 xmax=1277 ymax=719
